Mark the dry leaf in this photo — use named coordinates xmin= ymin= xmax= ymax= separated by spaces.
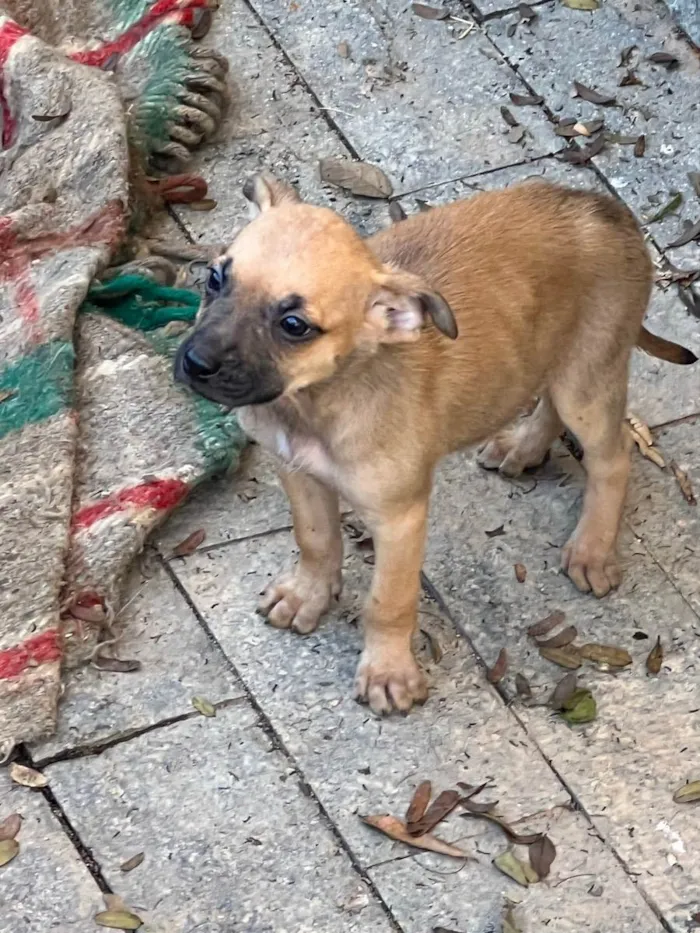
xmin=561 ymin=688 xmax=597 ymax=723
xmin=515 ymin=673 xmax=532 ymax=698
xmin=32 ymin=110 xmax=70 ymax=122
xmin=539 ymin=645 xmax=582 ymax=669
xmin=500 ymin=106 xmax=519 ymax=127
xmin=405 ymin=781 xmax=432 ymax=825
xmin=120 ymin=852 xmax=145 ymax=872
xmin=93 ymin=656 xmax=142 ymax=673
xmin=0 ymin=838 xmax=19 ymax=867
xmin=529 ymin=834 xmax=556 ymax=877
xmin=573 ymin=81 xmax=616 ymax=106
xmin=669 ymin=461 xmax=697 ymax=505
xmin=558 ymin=134 xmax=605 ymax=165
xmin=460 ymin=795 xmax=499 ymax=814
xmin=337 ymin=40 xmax=350 ymax=58
xmin=493 ymin=850 xmax=538 ymax=886
xmin=361 ymin=814 xmax=468 ymax=858
xmin=688 ymin=172 xmax=700 ymax=198
xmin=668 ymin=218 xmax=700 ymax=249
xmin=408 ymin=789 xmax=461 ymax=836
xmin=518 ymin=2 xmax=537 ymax=19
xmin=411 ymin=2 xmax=449 ymax=18
xmin=647 ymin=192 xmax=683 ymax=224
xmin=678 ymin=285 xmax=700 ymax=318
xmin=421 ymin=628 xmax=443 ymax=662
xmin=572 ymin=120 xmax=602 ymax=136
xmin=646 ymin=637 xmax=663 ymax=675
xmin=619 ymin=44 xmax=637 ymax=66
xmin=507 ymin=125 xmax=526 ymax=144
xmin=192 ymin=696 xmax=216 ymax=717
xmin=9 ymin=763 xmax=48 ymax=788
xmin=580 ymin=644 xmax=632 ymax=668
xmin=619 ymin=69 xmax=643 ymax=86
xmin=647 ymin=51 xmax=679 ymax=69
xmin=528 ymin=610 xmax=565 ymax=637
xmin=172 ymin=528 xmax=206 ymax=557
xmin=673 ymin=781 xmax=700 ymax=803
xmin=536 ymin=625 xmax=577 ymax=649
xmin=389 ymin=200 xmax=407 ymax=222
xmin=555 ymin=123 xmax=581 ymax=138
xmin=509 ymin=92 xmax=543 ymax=106
xmin=514 ymin=563 xmax=527 ymax=583
xmin=485 ymin=524 xmax=506 ymax=537
xmin=549 ymin=672 xmax=578 ymax=709
xmin=487 ymin=648 xmax=509 ymax=684
xmin=562 ymin=0 xmax=599 ymax=8
xmin=94 ymin=910 xmax=143 ymax=930
xmin=319 ymin=158 xmax=392 ymax=198
xmin=0 ymin=814 xmax=21 ymax=841
xmin=634 ymin=135 xmax=646 ymax=157
xmin=503 ymin=906 xmax=523 ymax=933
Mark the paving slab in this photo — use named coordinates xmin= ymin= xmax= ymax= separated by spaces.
xmin=45 ymin=705 xmax=396 ymax=933
xmin=486 ymin=0 xmax=700 ymax=269
xmin=170 ymin=528 xmax=663 ymax=932
xmin=423 ymin=441 xmax=700 ymax=932
xmin=30 ymin=562 xmax=243 ymax=763
xmin=0 ymin=769 xmax=104 ymax=933
xmin=245 ymin=0 xmax=555 ymax=191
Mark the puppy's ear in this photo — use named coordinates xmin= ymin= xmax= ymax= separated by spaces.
xmin=367 ymin=270 xmax=458 ymax=343
xmin=242 ymin=173 xmax=301 ymax=217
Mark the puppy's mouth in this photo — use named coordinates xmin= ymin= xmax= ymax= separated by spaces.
xmin=173 ymin=341 xmax=283 ymax=409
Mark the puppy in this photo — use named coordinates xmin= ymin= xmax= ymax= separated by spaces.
xmin=175 ymin=173 xmax=695 ymax=714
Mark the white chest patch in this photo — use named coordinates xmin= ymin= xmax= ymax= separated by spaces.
xmin=239 ymin=406 xmax=336 ymax=484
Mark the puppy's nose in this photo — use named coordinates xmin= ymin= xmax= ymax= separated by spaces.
xmin=182 ymin=347 xmax=220 ymax=380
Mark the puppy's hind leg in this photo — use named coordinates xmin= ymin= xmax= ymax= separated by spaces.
xmin=550 ymin=363 xmax=631 ymax=598
xmin=258 ymin=470 xmax=343 ymax=634
xmin=477 ymin=393 xmax=563 ymax=477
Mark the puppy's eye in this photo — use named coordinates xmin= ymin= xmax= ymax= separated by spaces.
xmin=206 ymin=262 xmax=229 ymax=296
xmin=279 ymin=314 xmax=311 ymax=339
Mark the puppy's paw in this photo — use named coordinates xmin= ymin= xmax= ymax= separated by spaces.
xmin=476 ymin=434 xmax=548 ymax=478
xmin=258 ymin=566 xmax=341 ymax=634
xmin=562 ymin=536 xmax=622 ymax=598
xmin=355 ymin=645 xmax=428 ymax=715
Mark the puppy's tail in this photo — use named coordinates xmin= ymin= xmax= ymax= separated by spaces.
xmin=637 ymin=326 xmax=697 ymax=365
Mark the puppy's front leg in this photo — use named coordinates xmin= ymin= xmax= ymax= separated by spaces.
xmin=355 ymin=500 xmax=429 ymax=714
xmin=259 ymin=470 xmax=343 ymax=634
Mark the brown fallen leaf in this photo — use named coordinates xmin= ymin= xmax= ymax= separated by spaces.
xmin=667 ymin=218 xmax=700 ymax=249
xmin=94 ymin=910 xmax=143 ymax=930
xmin=573 ymin=81 xmax=616 ymax=106
xmin=461 ymin=807 xmax=540 ymax=844
xmin=562 ymin=0 xmax=599 ymax=8
xmin=557 ymin=133 xmax=605 ymax=165
xmin=389 ymin=200 xmax=407 ymax=222
xmin=539 ymin=645 xmax=583 ymax=670
xmin=515 ymin=672 xmax=533 ymax=698
xmin=408 ymin=789 xmax=461 ymax=836
xmin=0 ymin=838 xmax=19 ymax=867
xmin=579 ymin=643 xmax=632 ymax=668
xmin=361 ymin=814 xmax=468 ymax=858
xmin=411 ymin=2 xmax=449 ymax=18
xmin=648 ymin=192 xmax=683 ymax=224
xmin=536 ymin=625 xmax=577 ymax=649
xmin=172 ymin=528 xmax=206 ymax=557
xmin=460 ymin=795 xmax=499 ymax=814
xmin=509 ymin=92 xmax=543 ymax=106
xmin=689 ymin=172 xmax=700 ymax=198
xmin=500 ymin=106 xmax=519 ymax=128
xmin=549 ymin=672 xmax=578 ymax=709
xmin=619 ymin=69 xmax=643 ymax=87
xmin=337 ymin=40 xmax=350 ymax=58
xmin=485 ymin=524 xmax=506 ymax=537
xmin=517 ymin=2 xmax=537 ymax=20
xmin=9 ymin=763 xmax=48 ymax=788
xmin=529 ymin=834 xmax=556 ymax=877
xmin=32 ymin=110 xmax=71 ymax=122
xmin=574 ymin=119 xmax=604 ymax=136
xmin=187 ymin=199 xmax=217 ymax=211
xmin=514 ymin=563 xmax=527 ymax=583
xmin=192 ymin=696 xmax=216 ymax=717
xmin=0 ymin=814 xmax=22 ymax=842
xmin=487 ymin=648 xmax=509 ymax=684
xmin=555 ymin=123 xmax=581 ymax=138
xmin=646 ymin=637 xmax=663 ymax=675
xmin=673 ymin=780 xmax=700 ymax=803
xmin=405 ymin=780 xmax=432 ymax=825
xmin=634 ymin=135 xmax=646 ymax=157
xmin=120 ymin=852 xmax=145 ymax=872
xmin=669 ymin=461 xmax=697 ymax=505
xmin=93 ymin=656 xmax=142 ymax=673
xmin=647 ymin=51 xmax=679 ymax=69
xmin=319 ymin=158 xmax=392 ymax=199
xmin=528 ymin=610 xmax=565 ymax=637
xmin=619 ymin=44 xmax=637 ymax=66
xmin=493 ymin=849 xmax=538 ymax=886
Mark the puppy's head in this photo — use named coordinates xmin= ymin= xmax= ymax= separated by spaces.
xmin=174 ymin=173 xmax=456 ymax=408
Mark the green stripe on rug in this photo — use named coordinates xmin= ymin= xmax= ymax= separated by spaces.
xmin=0 ymin=342 xmax=74 ymax=441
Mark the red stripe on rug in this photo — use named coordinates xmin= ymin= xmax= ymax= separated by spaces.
xmin=0 ymin=630 xmax=62 ymax=680
xmin=72 ymin=478 xmax=189 ymax=532
xmin=0 ymin=20 xmax=29 ymax=149
xmin=70 ymin=0 xmax=210 ymax=67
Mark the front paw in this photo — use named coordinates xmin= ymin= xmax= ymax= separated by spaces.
xmin=562 ymin=534 xmax=622 ymax=598
xmin=257 ymin=565 xmax=341 ymax=634
xmin=355 ymin=643 xmax=428 ymax=714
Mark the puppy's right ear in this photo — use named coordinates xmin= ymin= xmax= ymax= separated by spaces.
xmin=242 ymin=173 xmax=302 ymax=217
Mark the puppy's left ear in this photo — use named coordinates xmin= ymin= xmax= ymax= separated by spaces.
xmin=242 ymin=172 xmax=302 ymax=217
xmin=367 ymin=270 xmax=458 ymax=342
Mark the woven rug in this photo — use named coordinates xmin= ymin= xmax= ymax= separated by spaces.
xmin=0 ymin=0 xmax=246 ymax=753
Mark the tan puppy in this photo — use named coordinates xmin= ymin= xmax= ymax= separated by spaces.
xmin=175 ymin=173 xmax=695 ymax=714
